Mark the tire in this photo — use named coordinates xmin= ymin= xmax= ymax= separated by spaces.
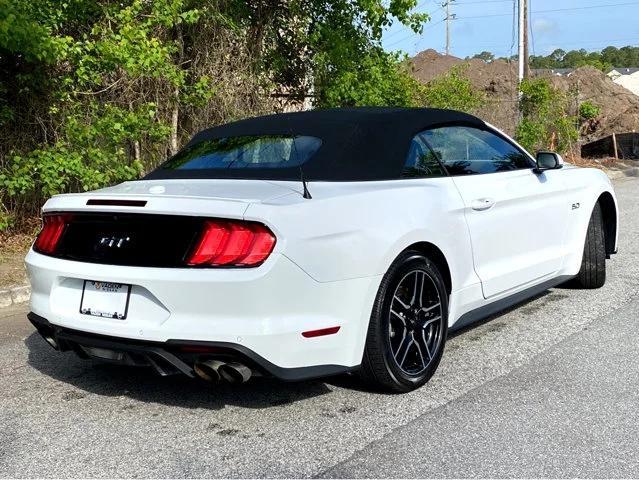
xmin=573 ymin=202 xmax=607 ymax=289
xmin=359 ymin=251 xmax=448 ymax=393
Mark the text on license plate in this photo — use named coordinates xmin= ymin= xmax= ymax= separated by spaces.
xmin=80 ymin=281 xmax=131 ymax=319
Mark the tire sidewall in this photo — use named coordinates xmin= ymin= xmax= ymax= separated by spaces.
xmin=375 ymin=253 xmax=449 ymax=391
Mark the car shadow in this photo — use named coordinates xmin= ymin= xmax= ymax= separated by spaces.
xmin=24 ymin=287 xmax=571 ymax=406
xmin=24 ymin=332 xmax=337 ymax=410
xmin=448 ymin=289 xmax=554 ymax=339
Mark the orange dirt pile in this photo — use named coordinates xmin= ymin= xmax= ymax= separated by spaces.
xmin=410 ymin=49 xmax=639 ymax=140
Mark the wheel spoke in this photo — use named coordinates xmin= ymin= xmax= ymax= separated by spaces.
xmin=395 ymin=334 xmax=413 ymax=368
xmin=411 ymin=271 xmax=425 ymax=307
xmin=420 ymin=329 xmax=433 ymax=360
xmin=413 ymin=338 xmax=427 ymax=370
xmin=422 ymin=316 xmax=441 ymax=329
xmin=420 ymin=302 xmax=441 ymax=313
xmin=393 ymin=295 xmax=410 ymax=311
xmin=390 ymin=309 xmax=407 ymax=326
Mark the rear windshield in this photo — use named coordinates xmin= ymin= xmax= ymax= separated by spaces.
xmin=161 ymin=135 xmax=322 ymax=170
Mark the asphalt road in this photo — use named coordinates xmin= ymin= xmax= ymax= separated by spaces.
xmin=1 ymin=177 xmax=639 ymax=478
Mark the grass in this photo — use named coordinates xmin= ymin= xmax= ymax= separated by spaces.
xmin=0 ymin=227 xmax=36 ymax=290
xmin=564 ymin=152 xmax=621 ymax=170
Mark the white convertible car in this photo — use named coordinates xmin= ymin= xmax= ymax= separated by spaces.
xmin=25 ymin=108 xmax=618 ymax=392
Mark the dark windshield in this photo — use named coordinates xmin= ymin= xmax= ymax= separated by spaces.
xmin=161 ymin=135 xmax=322 ymax=170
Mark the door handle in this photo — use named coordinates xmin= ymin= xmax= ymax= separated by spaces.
xmin=471 ymin=197 xmax=495 ymax=211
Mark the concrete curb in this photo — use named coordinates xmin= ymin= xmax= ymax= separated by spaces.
xmin=0 ymin=285 xmax=30 ymax=308
xmin=606 ymin=166 xmax=639 ymax=180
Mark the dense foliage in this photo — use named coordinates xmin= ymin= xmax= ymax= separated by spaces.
xmin=0 ymin=0 xmax=430 ymax=229
xmin=417 ymin=66 xmax=484 ymax=112
xmin=1 ymin=1 xmax=594 ymax=232
xmin=515 ymin=78 xmax=578 ymax=154
xmin=579 ymin=100 xmax=601 ymax=121
xmin=529 ymin=46 xmax=639 ymax=71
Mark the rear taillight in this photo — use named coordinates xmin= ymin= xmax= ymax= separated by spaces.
xmin=33 ymin=214 xmax=72 ymax=255
xmin=186 ymin=220 xmax=276 ymax=267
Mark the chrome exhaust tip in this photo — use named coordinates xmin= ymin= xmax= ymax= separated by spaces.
xmin=218 ymin=362 xmax=252 ymax=384
xmin=193 ymin=359 xmax=225 ymax=382
xmin=43 ymin=335 xmax=59 ymax=350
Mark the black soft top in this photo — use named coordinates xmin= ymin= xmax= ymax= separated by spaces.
xmin=146 ymin=107 xmax=487 ymax=181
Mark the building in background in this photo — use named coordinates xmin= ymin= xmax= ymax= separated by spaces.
xmin=607 ymin=68 xmax=639 ymax=96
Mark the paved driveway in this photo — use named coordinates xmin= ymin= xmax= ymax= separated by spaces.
xmin=1 ymin=177 xmax=638 ymax=478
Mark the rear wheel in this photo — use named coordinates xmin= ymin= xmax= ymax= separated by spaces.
xmin=573 ymin=202 xmax=606 ymax=289
xmin=359 ymin=251 xmax=448 ymax=393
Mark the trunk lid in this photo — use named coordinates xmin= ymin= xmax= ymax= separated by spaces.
xmin=43 ymin=179 xmax=300 ymax=218
xmin=92 ymin=179 xmax=297 ymax=203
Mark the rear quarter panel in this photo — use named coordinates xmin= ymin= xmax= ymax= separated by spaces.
xmin=244 ymin=178 xmax=480 ymax=293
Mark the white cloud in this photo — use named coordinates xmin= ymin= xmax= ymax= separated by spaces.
xmin=533 ymin=18 xmax=556 ymax=34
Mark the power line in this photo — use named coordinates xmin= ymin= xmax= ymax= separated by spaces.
xmin=383 ymin=0 xmax=443 ymax=41
xmin=385 ymin=18 xmax=446 ymax=49
xmin=455 ymin=0 xmax=512 ymax=3
xmin=466 ymin=36 xmax=639 ymax=52
xmin=386 ymin=0 xmax=639 ymax=55
xmin=443 ymin=0 xmax=457 ymax=55
xmin=507 ymin=0 xmax=517 ymax=101
xmin=457 ymin=1 xmax=639 ymax=20
xmin=528 ymin=0 xmax=535 ymax=57
xmin=508 ymin=0 xmax=516 ymax=55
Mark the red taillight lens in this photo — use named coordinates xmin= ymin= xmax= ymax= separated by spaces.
xmin=33 ymin=214 xmax=72 ymax=254
xmin=187 ymin=220 xmax=276 ymax=267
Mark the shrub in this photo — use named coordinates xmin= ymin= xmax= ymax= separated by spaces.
xmin=317 ymin=50 xmax=425 ymax=108
xmin=516 ymin=78 xmax=578 ymax=154
xmin=418 ymin=65 xmax=485 ymax=113
xmin=579 ymin=101 xmax=601 ymax=121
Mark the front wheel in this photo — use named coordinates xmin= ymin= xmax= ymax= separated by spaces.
xmin=359 ymin=251 xmax=448 ymax=393
xmin=572 ymin=202 xmax=607 ymax=289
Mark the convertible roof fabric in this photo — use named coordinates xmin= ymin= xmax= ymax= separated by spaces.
xmin=146 ymin=107 xmax=486 ymax=181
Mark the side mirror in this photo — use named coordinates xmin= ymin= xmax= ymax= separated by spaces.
xmin=534 ymin=151 xmax=563 ymax=174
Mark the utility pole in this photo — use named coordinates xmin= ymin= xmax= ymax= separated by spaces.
xmin=443 ymin=0 xmax=457 ymax=56
xmin=517 ymin=0 xmax=526 ymax=84
xmin=523 ymin=0 xmax=529 ymax=79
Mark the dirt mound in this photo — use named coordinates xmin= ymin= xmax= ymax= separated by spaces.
xmin=548 ymin=66 xmax=639 ymax=140
xmin=411 ymin=50 xmax=520 ymax=134
xmin=410 ymin=51 xmax=639 ymax=141
xmin=411 ymin=49 xmax=464 ymax=83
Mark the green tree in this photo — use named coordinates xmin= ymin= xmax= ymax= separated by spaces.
xmin=516 ymin=78 xmax=577 ymax=154
xmin=529 ymin=45 xmax=639 ymax=70
xmin=0 ymin=0 xmax=433 ymax=229
xmin=317 ymin=50 xmax=424 ymax=107
xmin=418 ymin=66 xmax=484 ymax=113
xmin=471 ymin=51 xmax=494 ymax=63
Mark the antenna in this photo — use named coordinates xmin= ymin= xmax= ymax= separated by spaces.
xmin=300 ymin=166 xmax=312 ymax=199
xmin=286 ymin=116 xmax=312 ymax=200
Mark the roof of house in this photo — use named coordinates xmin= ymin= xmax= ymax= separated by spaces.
xmin=532 ymin=68 xmax=574 ymax=76
xmin=609 ymin=67 xmax=639 ymax=75
xmin=550 ymin=68 xmax=575 ymax=76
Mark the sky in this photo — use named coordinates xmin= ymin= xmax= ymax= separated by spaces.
xmin=381 ymin=0 xmax=639 ymax=59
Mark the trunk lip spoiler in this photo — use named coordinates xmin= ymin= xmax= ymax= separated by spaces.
xmin=86 ymin=199 xmax=147 ymax=207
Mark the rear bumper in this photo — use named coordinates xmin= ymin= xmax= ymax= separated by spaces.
xmin=28 ymin=312 xmax=355 ymax=381
xmin=25 ymin=249 xmax=382 ymax=373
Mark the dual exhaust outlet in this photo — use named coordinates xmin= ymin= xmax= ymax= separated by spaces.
xmin=193 ymin=359 xmax=252 ymax=384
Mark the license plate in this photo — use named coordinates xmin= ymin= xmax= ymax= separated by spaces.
xmin=80 ymin=281 xmax=131 ymax=319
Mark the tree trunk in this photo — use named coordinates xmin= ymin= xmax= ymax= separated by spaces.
xmin=133 ymin=140 xmax=141 ymax=163
xmin=170 ymin=21 xmax=184 ymax=156
xmin=170 ymin=86 xmax=179 ymax=156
